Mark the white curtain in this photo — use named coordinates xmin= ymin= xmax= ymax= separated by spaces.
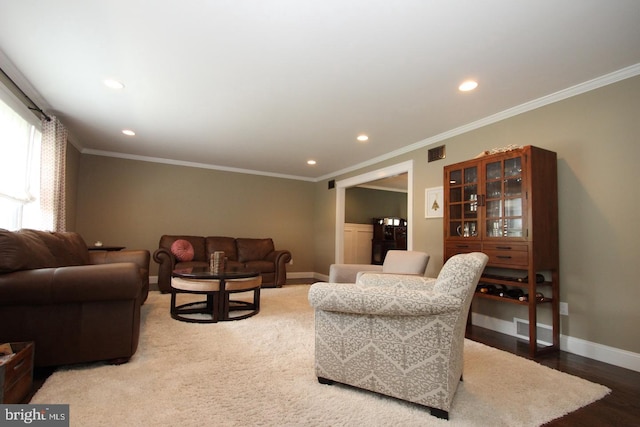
xmin=40 ymin=115 xmax=67 ymax=231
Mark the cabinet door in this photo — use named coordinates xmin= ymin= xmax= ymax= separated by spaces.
xmin=484 ymin=155 xmax=525 ymax=239
xmin=446 ymin=164 xmax=479 ymax=239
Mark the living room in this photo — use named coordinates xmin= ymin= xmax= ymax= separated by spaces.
xmin=1 ymin=2 xmax=639 ymax=425
xmin=64 ymin=74 xmax=639 ymax=373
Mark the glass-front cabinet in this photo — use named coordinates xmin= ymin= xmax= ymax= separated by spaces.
xmin=446 ymin=155 xmax=525 ymax=241
xmin=443 ymin=146 xmax=559 ymax=357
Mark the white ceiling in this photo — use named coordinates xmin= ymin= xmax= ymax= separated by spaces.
xmin=1 ymin=1 xmax=639 ymax=181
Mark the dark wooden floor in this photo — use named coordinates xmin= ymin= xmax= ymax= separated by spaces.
xmin=466 ymin=325 xmax=640 ymax=426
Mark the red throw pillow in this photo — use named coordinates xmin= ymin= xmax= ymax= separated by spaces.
xmin=170 ymin=239 xmax=195 ymax=262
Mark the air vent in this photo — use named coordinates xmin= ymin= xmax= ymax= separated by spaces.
xmin=328 ymin=179 xmax=335 ymax=189
xmin=514 ymin=317 xmax=553 ymax=346
xmin=428 ymin=145 xmax=446 ymax=162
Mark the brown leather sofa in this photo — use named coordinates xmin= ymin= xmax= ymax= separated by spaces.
xmin=0 ymin=229 xmax=150 ymax=367
xmin=153 ymin=235 xmax=292 ymax=293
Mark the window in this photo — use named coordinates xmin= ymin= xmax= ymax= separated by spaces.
xmin=0 ymin=96 xmax=43 ymax=230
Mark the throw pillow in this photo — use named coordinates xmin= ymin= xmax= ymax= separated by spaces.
xmin=171 ymin=239 xmax=195 ymax=262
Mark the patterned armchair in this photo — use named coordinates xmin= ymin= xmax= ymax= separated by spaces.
xmin=308 ymin=252 xmax=488 ymax=420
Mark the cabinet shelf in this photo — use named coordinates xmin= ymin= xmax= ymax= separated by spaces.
xmin=474 ymin=292 xmax=553 ymax=305
xmin=479 ymin=275 xmax=553 ymax=289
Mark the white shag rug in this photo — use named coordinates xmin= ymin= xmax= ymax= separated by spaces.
xmin=32 ymin=285 xmax=609 ymax=426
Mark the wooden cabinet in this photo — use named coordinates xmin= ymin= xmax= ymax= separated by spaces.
xmin=443 ymin=146 xmax=559 ymax=356
xmin=344 ymin=223 xmax=373 ymax=264
xmin=371 ymin=217 xmax=407 ymax=264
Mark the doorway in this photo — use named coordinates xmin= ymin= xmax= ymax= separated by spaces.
xmin=334 ymin=160 xmax=413 ymax=263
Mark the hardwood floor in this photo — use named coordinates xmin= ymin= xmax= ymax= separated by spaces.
xmin=466 ymin=325 xmax=640 ymax=426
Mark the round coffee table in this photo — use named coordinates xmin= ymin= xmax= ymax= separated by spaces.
xmin=171 ymin=267 xmax=262 ymax=323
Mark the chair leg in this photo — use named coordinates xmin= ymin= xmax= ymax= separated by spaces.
xmin=317 ymin=377 xmax=334 ymax=385
xmin=430 ymin=408 xmax=449 ymax=420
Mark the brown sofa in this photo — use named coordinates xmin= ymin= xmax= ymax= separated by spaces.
xmin=0 ymin=229 xmax=150 ymax=367
xmin=153 ymin=235 xmax=292 ymax=293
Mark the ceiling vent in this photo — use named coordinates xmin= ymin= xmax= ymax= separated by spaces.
xmin=428 ymin=145 xmax=446 ymax=162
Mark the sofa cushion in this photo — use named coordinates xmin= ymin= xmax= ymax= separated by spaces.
xmin=206 ymin=237 xmax=238 ymax=262
xmin=237 ymin=238 xmax=274 ymax=263
xmin=30 ymin=230 xmax=89 ymax=266
xmin=171 ymin=239 xmax=195 ymax=262
xmin=0 ymin=229 xmax=90 ymax=273
xmin=0 ymin=229 xmax=54 ymax=273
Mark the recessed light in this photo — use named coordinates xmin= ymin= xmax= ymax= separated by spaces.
xmin=459 ymin=80 xmax=478 ymax=92
xmin=357 ymin=135 xmax=369 ymax=142
xmin=104 ymin=79 xmax=125 ymax=90
xmin=307 ymin=160 xmax=317 ymax=165
xmin=122 ymin=129 xmax=136 ymax=136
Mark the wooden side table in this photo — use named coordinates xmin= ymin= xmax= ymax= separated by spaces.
xmin=88 ymin=246 xmax=126 ymax=251
xmin=0 ymin=342 xmax=34 ymax=404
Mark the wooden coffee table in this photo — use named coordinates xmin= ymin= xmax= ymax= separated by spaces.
xmin=171 ymin=267 xmax=261 ymax=323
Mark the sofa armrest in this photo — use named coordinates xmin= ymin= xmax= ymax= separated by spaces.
xmin=266 ymin=249 xmax=292 ymax=286
xmin=153 ymin=247 xmax=176 ymax=293
xmin=265 ymin=249 xmax=292 ymax=264
xmin=0 ymin=263 xmax=142 ymax=305
xmin=90 ymin=249 xmax=149 ymax=269
xmin=308 ymin=282 xmax=461 ymax=317
xmin=91 ymin=250 xmax=150 ymax=303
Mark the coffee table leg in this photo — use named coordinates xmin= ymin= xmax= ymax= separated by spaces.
xmin=170 ymin=291 xmax=177 ymax=315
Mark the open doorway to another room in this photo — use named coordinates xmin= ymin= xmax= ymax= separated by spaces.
xmin=334 ymin=160 xmax=413 ymax=264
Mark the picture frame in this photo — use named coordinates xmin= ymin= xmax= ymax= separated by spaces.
xmin=425 ymin=186 xmax=444 ymax=218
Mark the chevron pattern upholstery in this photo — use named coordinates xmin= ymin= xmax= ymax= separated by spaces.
xmin=308 ymin=252 xmax=488 ymax=420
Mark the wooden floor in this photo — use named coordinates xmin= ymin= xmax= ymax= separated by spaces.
xmin=25 ymin=285 xmax=640 ymax=426
xmin=466 ymin=325 xmax=640 ymax=426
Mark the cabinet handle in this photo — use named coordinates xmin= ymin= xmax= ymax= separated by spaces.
xmin=496 ymin=246 xmax=512 ymax=250
xmin=497 ymin=255 xmax=512 ymax=259
xmin=456 ymin=245 xmax=470 ymax=248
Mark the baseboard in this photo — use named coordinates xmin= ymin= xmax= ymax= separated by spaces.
xmin=471 ymin=312 xmax=640 ymax=373
xmin=287 ymin=271 xmax=328 ymax=281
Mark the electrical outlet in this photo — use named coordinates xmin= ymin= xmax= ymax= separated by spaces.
xmin=559 ymin=302 xmax=569 ymax=316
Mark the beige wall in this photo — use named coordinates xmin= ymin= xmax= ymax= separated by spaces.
xmin=74 ymin=156 xmax=316 ymax=276
xmin=317 ymin=75 xmax=640 ymax=353
xmin=71 ymin=75 xmax=639 ymax=355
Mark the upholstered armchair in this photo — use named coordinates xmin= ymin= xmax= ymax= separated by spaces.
xmin=308 ymin=252 xmax=488 ymax=420
xmin=328 ymin=250 xmax=430 ymax=282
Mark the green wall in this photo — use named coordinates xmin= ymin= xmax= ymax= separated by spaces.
xmin=345 ymin=187 xmax=407 ymax=224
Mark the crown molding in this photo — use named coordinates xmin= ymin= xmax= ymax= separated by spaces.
xmin=317 ymin=63 xmax=640 ymax=182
